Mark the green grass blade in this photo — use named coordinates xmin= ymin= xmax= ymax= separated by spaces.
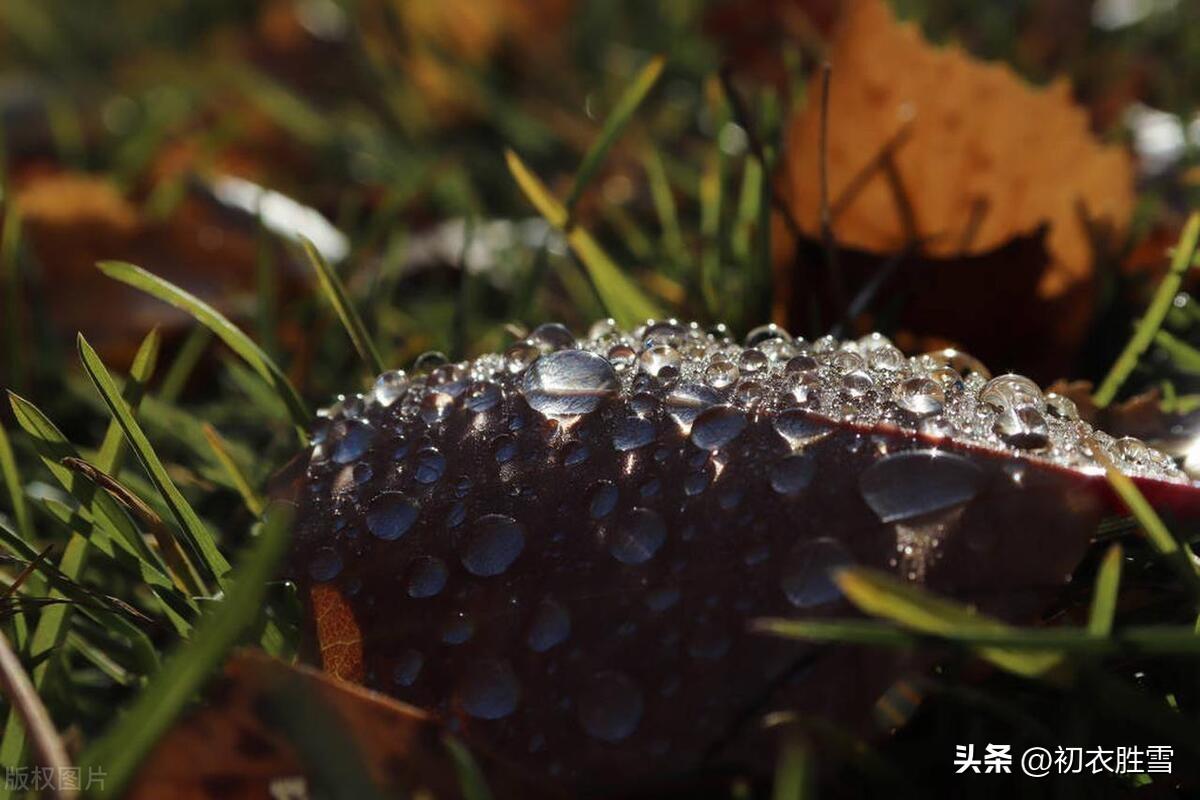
xmin=201 ymin=424 xmax=265 ymax=517
xmin=77 ymin=335 xmax=231 ymax=588
xmin=80 ymin=504 xmax=293 ymax=799
xmin=0 ymin=422 xmax=31 ymax=543
xmin=1088 ymin=544 xmax=1122 ymax=637
xmin=772 ymin=736 xmax=812 ymax=800
xmin=506 ymin=149 xmax=662 ymax=327
xmin=443 ymin=735 xmax=495 ymax=800
xmin=1097 ymin=449 xmax=1200 ymax=608
xmin=563 ymin=54 xmax=665 ymax=223
xmin=643 ymin=148 xmax=687 ymax=265
xmin=1095 ymin=212 xmax=1200 ymax=406
xmin=299 ymin=237 xmax=386 ymax=377
xmin=158 ymin=326 xmax=211 ymax=404
xmin=96 ymin=261 xmax=310 ymax=439
xmin=1 ymin=200 xmax=24 ymax=391
xmin=1153 ymin=329 xmax=1200 ymax=375
xmin=95 ymin=328 xmax=160 ymax=476
xmin=833 ymin=567 xmax=1065 ymax=678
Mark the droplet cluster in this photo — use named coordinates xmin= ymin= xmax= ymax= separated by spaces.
xmin=291 ymin=319 xmax=1188 ymax=788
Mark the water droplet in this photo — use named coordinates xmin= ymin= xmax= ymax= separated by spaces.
xmin=365 ymin=493 xmax=419 ymax=540
xmin=769 ymin=453 xmax=817 ymax=495
xmin=527 ymin=597 xmax=571 ymax=652
xmin=521 ymin=350 xmax=619 ymax=417
xmin=665 ymin=382 xmax=721 ymax=431
xmin=684 ymin=469 xmax=710 ymax=496
xmin=563 ymin=441 xmax=590 ymax=466
xmin=373 ymin=370 xmax=409 ymax=407
xmin=419 ymin=391 xmax=456 ymax=424
xmin=746 ymin=323 xmax=792 ymax=347
xmin=609 ymin=508 xmax=666 ymax=564
xmin=459 ymin=658 xmax=520 ymax=720
xmin=773 ymin=409 xmax=832 ymax=448
xmin=704 ymin=360 xmax=739 ymax=389
xmin=859 ymin=451 xmax=982 ymax=523
xmin=1045 ymin=392 xmax=1079 ymax=421
xmin=578 ymin=670 xmax=643 ymax=742
xmin=414 ymin=447 xmax=446 ymax=484
xmin=980 ymin=374 xmax=1044 ymax=412
xmin=785 ymin=354 xmax=819 ymax=373
xmin=308 ymin=547 xmax=342 ymax=582
xmin=442 ymin=612 xmax=474 ymax=644
xmin=393 ymin=650 xmax=424 ymax=686
xmin=842 ymin=370 xmax=873 ymax=397
xmin=832 ymin=351 xmax=865 ymax=373
xmin=589 ymin=480 xmax=619 ymax=519
xmin=505 ymin=341 xmax=541 ymax=372
xmin=589 ymin=318 xmax=619 ymax=340
xmin=993 ymin=407 xmax=1050 ymax=450
xmin=1117 ymin=436 xmax=1151 ymax=464
xmin=640 ymin=344 xmax=681 ymax=377
xmin=613 ymin=416 xmax=656 ymax=451
xmin=461 ymin=514 xmax=525 ymax=576
xmin=894 ymin=377 xmax=945 ymax=415
xmin=645 ymin=587 xmax=680 ymax=611
xmin=493 ymin=434 xmax=518 ymax=464
xmin=738 ymin=348 xmax=768 ymax=374
xmin=530 ymin=322 xmax=575 ymax=351
xmin=464 ymin=381 xmax=501 ymax=412
xmin=781 ymin=537 xmax=853 ymax=608
xmin=690 ymin=405 xmax=747 ymax=450
xmin=332 ymin=421 xmax=372 ymax=464
xmin=406 ymin=556 xmax=447 ymax=598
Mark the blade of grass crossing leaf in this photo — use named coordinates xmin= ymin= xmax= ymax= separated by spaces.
xmin=299 ymin=238 xmax=385 ymax=377
xmin=77 ymin=335 xmax=230 ymax=587
xmin=1095 ymin=212 xmax=1200 ymax=406
xmin=772 ymin=736 xmax=812 ymax=800
xmin=643 ymin=148 xmax=686 ymax=266
xmin=444 ymin=735 xmax=494 ymax=800
xmin=1088 ymin=544 xmax=1122 ymax=637
xmin=563 ymin=55 xmax=665 ymax=223
xmin=96 ymin=261 xmax=310 ymax=439
xmin=201 ymin=424 xmax=264 ymax=517
xmin=0 ymin=423 xmax=31 ymax=543
xmin=1098 ymin=451 xmax=1200 ymax=608
xmin=506 ymin=150 xmax=661 ymax=327
xmin=833 ymin=567 xmax=1065 ymax=678
xmin=80 ymin=505 xmax=293 ymax=799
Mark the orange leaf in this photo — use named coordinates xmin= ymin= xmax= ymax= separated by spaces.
xmin=311 ymin=582 xmax=364 ymax=683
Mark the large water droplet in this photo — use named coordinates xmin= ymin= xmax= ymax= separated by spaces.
xmin=578 ymin=670 xmax=643 ymax=742
xmin=769 ymin=453 xmax=817 ymax=495
xmin=414 ymin=447 xmax=446 ymax=484
xmin=859 ymin=450 xmax=982 ymax=523
xmin=527 ymin=597 xmax=571 ymax=652
xmin=781 ymin=537 xmax=853 ymax=608
xmin=464 ymin=381 xmax=501 ymax=412
xmin=613 ymin=416 xmax=656 ymax=451
xmin=459 ymin=658 xmax=520 ymax=720
xmin=704 ymin=360 xmax=739 ymax=389
xmin=530 ymin=322 xmax=575 ymax=351
xmin=690 ymin=405 xmax=747 ymax=451
xmin=665 ymin=382 xmax=721 ymax=431
xmin=332 ymin=421 xmax=372 ymax=464
xmin=894 ymin=377 xmax=944 ymax=415
xmin=365 ymin=493 xmax=419 ymax=541
xmin=373 ymin=370 xmax=409 ymax=407
xmin=407 ymin=556 xmax=448 ymax=598
xmin=640 ymin=344 xmax=681 ymax=378
xmin=609 ymin=508 xmax=666 ymax=564
xmin=461 ymin=514 xmax=526 ymax=576
xmin=521 ymin=350 xmax=619 ymax=417
xmin=773 ymin=409 xmax=832 ymax=449
xmin=980 ymin=374 xmax=1044 ymax=412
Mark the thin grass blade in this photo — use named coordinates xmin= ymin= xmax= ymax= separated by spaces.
xmin=201 ymin=424 xmax=265 ymax=517
xmin=77 ymin=335 xmax=230 ymax=588
xmin=96 ymin=261 xmax=310 ymax=439
xmin=299 ymin=237 xmax=385 ymax=377
xmin=563 ymin=54 xmax=665 ymax=223
xmin=1088 ymin=544 xmax=1122 ymax=637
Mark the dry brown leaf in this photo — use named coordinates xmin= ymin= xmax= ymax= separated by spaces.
xmin=775 ymin=0 xmax=1135 ymax=374
xmin=127 ymin=649 xmax=557 ymax=799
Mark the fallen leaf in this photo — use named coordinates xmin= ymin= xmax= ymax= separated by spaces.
xmin=127 ymin=649 xmax=556 ymax=799
xmin=774 ymin=0 xmax=1135 ymax=378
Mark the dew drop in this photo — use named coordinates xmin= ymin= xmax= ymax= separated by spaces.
xmin=520 ymin=350 xmax=619 ymax=417
xmin=373 ymin=370 xmax=409 ymax=407
xmin=773 ymin=409 xmax=832 ymax=448
xmin=420 ymin=391 xmax=456 ymax=424
xmin=406 ymin=556 xmax=448 ymax=598
xmin=640 ymin=344 xmax=681 ymax=377
xmin=894 ymin=377 xmax=945 ymax=416
xmin=980 ymin=374 xmax=1044 ymax=412
xmin=464 ymin=381 xmax=501 ymax=412
xmin=589 ymin=480 xmax=619 ymax=519
xmin=690 ymin=405 xmax=747 ymax=450
xmin=461 ymin=514 xmax=525 ymax=576
xmin=609 ymin=508 xmax=667 ymax=564
xmin=529 ymin=322 xmax=575 ymax=351
xmin=859 ymin=450 xmax=982 ymax=523
xmin=613 ymin=416 xmax=656 ymax=451
xmin=527 ymin=597 xmax=571 ymax=652
xmin=459 ymin=658 xmax=520 ymax=720
xmin=781 ymin=537 xmax=853 ymax=608
xmin=665 ymin=382 xmax=722 ymax=431
xmin=769 ymin=453 xmax=817 ymax=495
xmin=308 ymin=547 xmax=343 ymax=582
xmin=704 ymin=360 xmax=739 ymax=389
xmin=393 ymin=650 xmax=424 ymax=686
xmin=993 ymin=407 xmax=1050 ymax=450
xmin=578 ymin=670 xmax=643 ymax=742
xmin=332 ymin=421 xmax=372 ymax=464
xmin=414 ymin=447 xmax=446 ymax=484
xmin=738 ymin=348 xmax=768 ymax=374
xmin=365 ymin=493 xmax=419 ymax=541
